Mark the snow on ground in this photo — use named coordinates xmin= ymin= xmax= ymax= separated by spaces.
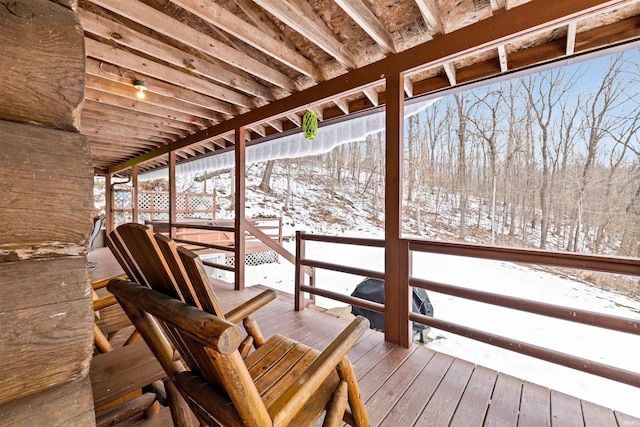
xmin=240 ymin=234 xmax=640 ymax=419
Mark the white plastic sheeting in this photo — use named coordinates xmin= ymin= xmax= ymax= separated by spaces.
xmin=140 ymin=97 xmax=439 ymax=181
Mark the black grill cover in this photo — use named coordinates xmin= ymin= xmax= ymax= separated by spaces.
xmin=351 ymin=277 xmax=433 ymax=332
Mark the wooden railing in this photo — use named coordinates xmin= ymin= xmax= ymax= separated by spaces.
xmin=146 ymin=218 xmax=294 ymax=286
xmin=111 ymin=189 xmax=217 ymax=227
xmin=294 ymin=230 xmax=640 ymax=388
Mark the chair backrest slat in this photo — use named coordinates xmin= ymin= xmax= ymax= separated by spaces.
xmin=154 ymin=234 xmax=202 ymax=310
xmin=177 ymin=246 xmax=226 ymax=317
xmin=115 ymin=223 xmax=183 ymax=300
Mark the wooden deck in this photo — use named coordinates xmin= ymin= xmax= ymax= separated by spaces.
xmin=89 ymin=248 xmax=640 ymax=426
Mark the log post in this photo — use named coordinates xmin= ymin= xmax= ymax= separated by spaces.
xmin=384 ymin=73 xmax=411 ymax=348
xmin=0 ymin=0 xmax=94 ymax=424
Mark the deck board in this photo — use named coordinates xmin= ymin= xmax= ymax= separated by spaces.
xmin=581 ymin=400 xmax=618 ymax=427
xmin=518 ymin=381 xmax=551 ymax=427
xmin=414 ymin=358 xmax=475 ymax=426
xmin=449 ymin=365 xmax=497 ymax=427
xmin=88 ymin=248 xmax=640 ymax=427
xmin=484 ymin=373 xmax=523 ymax=427
xmin=364 ymin=347 xmax=435 ymax=425
xmin=551 ymin=390 xmax=584 ymax=427
xmin=378 ymin=351 xmax=455 ymax=427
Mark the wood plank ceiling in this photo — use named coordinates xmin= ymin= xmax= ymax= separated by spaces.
xmin=78 ymin=0 xmax=640 ymax=176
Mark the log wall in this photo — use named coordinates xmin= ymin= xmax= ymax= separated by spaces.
xmin=0 ymin=0 xmax=94 ymax=424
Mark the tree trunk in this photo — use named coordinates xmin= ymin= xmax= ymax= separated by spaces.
xmin=258 ymin=160 xmax=275 ymax=193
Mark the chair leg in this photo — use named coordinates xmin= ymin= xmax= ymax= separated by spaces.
xmin=165 ymin=378 xmax=194 ymax=427
xmin=337 ymin=359 xmax=370 ymax=427
xmin=323 ymin=381 xmax=348 ymax=427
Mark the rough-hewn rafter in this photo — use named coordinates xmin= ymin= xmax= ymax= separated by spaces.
xmin=85 ymin=75 xmax=223 ymax=122
xmin=334 ymin=98 xmax=350 ymax=114
xmin=85 ymin=59 xmax=235 ymax=117
xmin=169 ymin=0 xmax=322 ymax=79
xmin=404 ymin=76 xmax=414 ymax=97
xmin=85 ymin=38 xmax=246 ymax=112
xmin=363 ymin=87 xmax=379 ymax=107
xmin=414 ymin=0 xmax=444 ymax=34
xmin=84 ymin=88 xmax=213 ymax=128
xmin=567 ymin=21 xmax=578 ymax=55
xmin=88 ymin=0 xmax=300 ymax=90
xmin=335 ymin=0 xmax=397 ymax=55
xmin=80 ymin=9 xmax=274 ymax=102
xmin=252 ymin=0 xmax=359 ymax=69
xmin=233 ymin=0 xmax=298 ymax=51
xmin=443 ymin=62 xmax=456 ymax=86
xmin=106 ymin=0 xmax=637 ymax=175
xmin=498 ymin=45 xmax=509 ymax=72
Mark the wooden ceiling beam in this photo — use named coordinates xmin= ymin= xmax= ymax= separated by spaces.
xmin=566 ymin=21 xmax=578 ymax=55
xmin=497 ymin=45 xmax=509 ymax=72
xmin=88 ymin=139 xmax=163 ymax=154
xmin=86 ymin=59 xmax=233 ymax=119
xmin=232 ymin=0 xmax=298 ymax=51
xmin=335 ymin=0 xmax=397 ymax=55
xmin=253 ymin=0 xmax=359 ymax=69
xmin=363 ymin=87 xmax=379 ymax=107
xmin=85 ymin=38 xmax=244 ymax=113
xmin=80 ymin=9 xmax=273 ymax=102
xmin=84 ymin=87 xmax=213 ymax=128
xmin=287 ymin=114 xmax=302 ymax=126
xmin=414 ymin=0 xmax=445 ymax=34
xmin=490 ymin=0 xmax=507 ymax=11
xmin=168 ymin=0 xmax=321 ymax=80
xmin=404 ymin=76 xmax=414 ymax=98
xmin=267 ymin=120 xmax=284 ymax=132
xmin=89 ymin=134 xmax=162 ymax=149
xmin=87 ymin=0 xmax=298 ymax=90
xmin=85 ymin=75 xmax=224 ymax=122
xmin=309 ymin=106 xmax=324 ymax=121
xmin=81 ymin=108 xmax=190 ymax=137
xmin=82 ymin=99 xmax=202 ymax=133
xmin=109 ymin=0 xmax=637 ymax=174
xmin=443 ymin=62 xmax=457 ymax=86
xmin=82 ymin=123 xmax=174 ymax=143
xmin=334 ymin=98 xmax=350 ymax=115
xmin=82 ymin=117 xmax=182 ymax=140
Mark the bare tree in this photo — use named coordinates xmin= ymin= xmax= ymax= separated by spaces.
xmin=258 ymin=160 xmax=275 ymax=193
xmin=522 ymin=68 xmax=578 ymax=249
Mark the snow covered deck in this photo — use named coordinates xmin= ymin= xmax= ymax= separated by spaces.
xmin=89 ymin=248 xmax=640 ymax=426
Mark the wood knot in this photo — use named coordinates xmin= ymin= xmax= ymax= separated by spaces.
xmin=5 ymin=1 xmax=33 ymax=18
xmin=110 ymin=32 xmax=123 ymax=40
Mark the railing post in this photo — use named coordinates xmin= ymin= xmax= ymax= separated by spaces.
xmin=295 ymin=231 xmax=305 ymax=311
xmin=234 ymin=127 xmax=246 ymax=291
xmin=105 ymin=173 xmax=113 ymax=234
xmin=384 ymin=72 xmax=411 ymax=348
xmin=132 ymin=164 xmax=139 ymax=224
xmin=169 ymin=152 xmax=177 ymax=239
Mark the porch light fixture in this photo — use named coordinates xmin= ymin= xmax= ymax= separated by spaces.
xmin=133 ymin=79 xmax=147 ymax=99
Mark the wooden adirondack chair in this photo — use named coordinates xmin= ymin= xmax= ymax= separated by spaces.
xmin=106 ymin=223 xmax=276 ymax=357
xmin=106 ymin=223 xmax=371 ymax=426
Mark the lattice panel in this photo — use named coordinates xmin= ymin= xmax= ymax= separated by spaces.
xmin=114 ymin=212 xmax=132 ymax=228
xmin=225 ymin=250 xmax=278 ymax=267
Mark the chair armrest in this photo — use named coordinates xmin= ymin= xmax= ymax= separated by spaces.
xmin=269 ymin=316 xmax=370 ymax=425
xmin=224 ymin=289 xmax=276 ymax=324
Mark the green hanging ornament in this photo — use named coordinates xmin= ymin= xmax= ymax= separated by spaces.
xmin=302 ymin=111 xmax=318 ymax=140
